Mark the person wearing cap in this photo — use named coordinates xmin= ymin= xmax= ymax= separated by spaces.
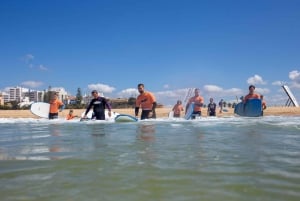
xmin=49 ymin=92 xmax=65 ymax=119
xmin=135 ymin=83 xmax=157 ymax=120
xmin=243 ymin=85 xmax=261 ymax=103
xmin=83 ymin=90 xmax=112 ymax=120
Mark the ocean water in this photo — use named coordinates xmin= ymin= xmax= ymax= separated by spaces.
xmin=0 ymin=116 xmax=299 ymax=201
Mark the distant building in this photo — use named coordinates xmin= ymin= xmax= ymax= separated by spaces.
xmin=0 ymin=93 xmax=4 ymax=105
xmin=9 ymin=86 xmax=24 ymax=102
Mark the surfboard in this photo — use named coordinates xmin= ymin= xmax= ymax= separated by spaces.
xmin=114 ymin=114 xmax=138 ymax=122
xmin=184 ymin=102 xmax=195 ymax=120
xmin=30 ymin=102 xmax=50 ymax=118
xmin=168 ymin=111 xmax=174 ymax=118
xmin=80 ymin=110 xmax=120 ymax=121
xmin=234 ymin=99 xmax=262 ymax=117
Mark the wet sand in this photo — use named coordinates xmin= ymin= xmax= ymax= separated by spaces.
xmin=0 ymin=107 xmax=300 ymax=118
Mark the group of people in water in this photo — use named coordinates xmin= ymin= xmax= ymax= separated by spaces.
xmin=172 ymin=84 xmax=267 ymax=118
xmin=48 ymin=83 xmax=267 ymax=120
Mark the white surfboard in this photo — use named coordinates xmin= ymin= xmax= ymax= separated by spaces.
xmin=81 ymin=110 xmax=120 ymax=121
xmin=114 ymin=114 xmax=138 ymax=122
xmin=168 ymin=111 xmax=174 ymax=118
xmin=30 ymin=102 xmax=50 ymax=118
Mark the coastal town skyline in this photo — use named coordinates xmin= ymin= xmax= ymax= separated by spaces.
xmin=0 ymin=0 xmax=300 ymax=106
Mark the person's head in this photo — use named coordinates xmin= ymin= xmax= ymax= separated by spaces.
xmin=194 ymin=88 xmax=200 ymax=96
xmin=210 ymin=98 xmax=213 ymax=102
xmin=91 ymin=90 xmax=99 ymax=97
xmin=137 ymin=83 xmax=145 ymax=94
xmin=177 ymin=100 xmax=182 ymax=104
xmin=69 ymin=109 xmax=73 ymax=114
xmin=248 ymin=85 xmax=255 ymax=94
xmin=51 ymin=92 xmax=59 ymax=100
xmin=260 ymin=95 xmax=264 ymax=99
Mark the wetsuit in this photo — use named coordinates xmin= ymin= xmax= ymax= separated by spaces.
xmin=85 ymin=97 xmax=111 ymax=120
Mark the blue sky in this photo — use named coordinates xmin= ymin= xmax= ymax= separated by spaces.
xmin=0 ymin=0 xmax=300 ymax=106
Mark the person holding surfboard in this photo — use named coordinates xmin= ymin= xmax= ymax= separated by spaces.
xmin=83 ymin=90 xmax=112 ymax=120
xmin=135 ymin=83 xmax=157 ymax=120
xmin=172 ymin=100 xmax=184 ymax=118
xmin=243 ymin=85 xmax=261 ymax=103
xmin=49 ymin=92 xmax=65 ymax=119
xmin=185 ymin=88 xmax=204 ymax=119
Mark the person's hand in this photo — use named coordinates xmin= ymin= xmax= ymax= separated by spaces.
xmin=108 ymin=111 xmax=112 ymax=117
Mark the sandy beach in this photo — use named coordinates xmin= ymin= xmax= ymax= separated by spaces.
xmin=0 ymin=107 xmax=300 ymax=118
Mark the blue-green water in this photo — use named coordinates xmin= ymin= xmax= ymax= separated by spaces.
xmin=0 ymin=116 xmax=299 ymax=201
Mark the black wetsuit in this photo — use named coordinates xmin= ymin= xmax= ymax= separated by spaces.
xmin=85 ymin=97 xmax=111 ymax=120
xmin=207 ymin=102 xmax=217 ymax=116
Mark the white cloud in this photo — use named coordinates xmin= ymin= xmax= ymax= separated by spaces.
xmin=38 ymin=64 xmax=48 ymax=71
xmin=21 ymin=81 xmax=43 ymax=88
xmin=272 ymin=81 xmax=284 ymax=86
xmin=289 ymin=70 xmax=300 ymax=84
xmin=203 ymin=85 xmax=223 ymax=93
xmin=247 ymin=74 xmax=266 ymax=85
xmin=163 ymin=84 xmax=169 ymax=89
xmin=118 ymin=88 xmax=138 ymax=98
xmin=87 ymin=83 xmax=116 ymax=94
xmin=255 ymin=87 xmax=270 ymax=95
xmin=22 ymin=54 xmax=34 ymax=63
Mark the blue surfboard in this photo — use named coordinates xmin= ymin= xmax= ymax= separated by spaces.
xmin=184 ymin=102 xmax=195 ymax=120
xmin=114 ymin=114 xmax=138 ymax=122
xmin=234 ymin=99 xmax=262 ymax=117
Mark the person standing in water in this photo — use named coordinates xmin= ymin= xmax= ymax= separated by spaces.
xmin=49 ymin=92 xmax=65 ymax=119
xmin=185 ymin=88 xmax=204 ymax=119
xmin=83 ymin=90 xmax=112 ymax=120
xmin=135 ymin=83 xmax=157 ymax=120
xmin=172 ymin=100 xmax=184 ymax=118
xmin=207 ymin=98 xmax=217 ymax=116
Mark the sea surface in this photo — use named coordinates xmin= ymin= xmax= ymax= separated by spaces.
xmin=0 ymin=116 xmax=299 ymax=201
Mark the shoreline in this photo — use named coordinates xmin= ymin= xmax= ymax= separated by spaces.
xmin=0 ymin=107 xmax=300 ymax=118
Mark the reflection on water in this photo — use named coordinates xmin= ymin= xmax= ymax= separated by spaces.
xmin=136 ymin=123 xmax=156 ymax=142
xmin=0 ymin=117 xmax=300 ymax=201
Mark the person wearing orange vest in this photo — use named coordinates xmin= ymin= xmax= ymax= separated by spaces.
xmin=135 ymin=83 xmax=157 ymax=120
xmin=49 ymin=92 xmax=65 ymax=119
xmin=66 ymin=109 xmax=78 ymax=120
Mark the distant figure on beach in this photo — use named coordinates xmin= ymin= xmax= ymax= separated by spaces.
xmin=135 ymin=83 xmax=157 ymax=120
xmin=66 ymin=109 xmax=78 ymax=120
xmin=261 ymin=95 xmax=267 ymax=116
xmin=243 ymin=85 xmax=261 ymax=103
xmin=83 ymin=90 xmax=111 ymax=120
xmin=218 ymin=99 xmax=224 ymax=113
xmin=172 ymin=100 xmax=184 ymax=118
xmin=49 ymin=92 xmax=64 ymax=119
xmin=185 ymin=88 xmax=204 ymax=119
xmin=207 ymin=98 xmax=217 ymax=116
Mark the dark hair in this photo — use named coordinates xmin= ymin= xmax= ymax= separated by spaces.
xmin=249 ymin=85 xmax=255 ymax=89
xmin=137 ymin=83 xmax=144 ymax=88
xmin=91 ymin=90 xmax=98 ymax=94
